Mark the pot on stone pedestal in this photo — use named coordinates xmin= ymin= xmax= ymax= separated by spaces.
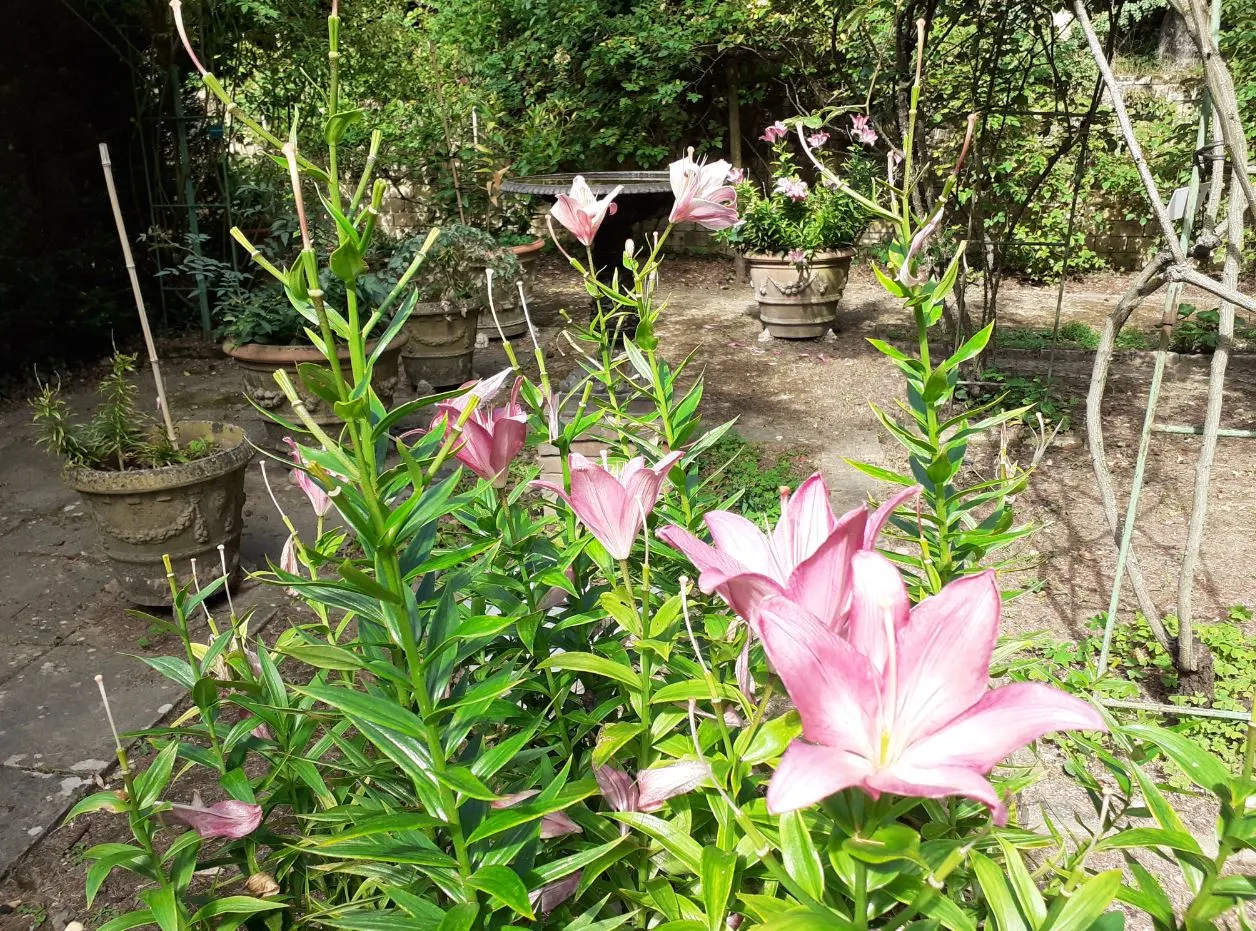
xmin=748 ymin=249 xmax=853 ymax=339
xmin=402 ymin=300 xmax=481 ymax=389
xmin=68 ymin=420 xmax=252 ymax=606
xmin=224 ymin=334 xmax=407 ymax=449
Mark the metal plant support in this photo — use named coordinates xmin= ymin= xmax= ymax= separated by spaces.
xmin=1073 ymin=0 xmax=1255 ymax=724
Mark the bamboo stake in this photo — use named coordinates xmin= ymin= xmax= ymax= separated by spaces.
xmin=99 ymin=142 xmax=179 ymax=447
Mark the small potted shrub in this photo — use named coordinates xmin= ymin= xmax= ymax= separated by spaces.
xmin=31 ymin=352 xmax=252 ymax=606
xmin=717 ymin=120 xmax=873 ymax=338
xmin=366 ymin=224 xmax=520 ymax=387
xmin=214 ymin=228 xmax=408 ymax=447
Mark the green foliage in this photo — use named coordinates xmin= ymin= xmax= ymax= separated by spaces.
xmin=30 ymin=352 xmax=215 ymax=470
xmin=957 ymin=370 xmax=1077 ymax=431
xmin=694 ymin=432 xmax=812 ymax=524
xmin=364 ymin=224 xmax=522 ymax=305
xmin=1022 ymin=607 xmax=1256 ymax=778
xmin=996 ymin=322 xmax=1100 ymax=351
xmin=1169 ymin=302 xmax=1256 ymax=353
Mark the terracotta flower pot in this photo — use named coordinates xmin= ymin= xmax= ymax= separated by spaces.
xmin=401 ymin=300 xmax=481 ymax=389
xmin=224 ymin=333 xmax=407 ymax=448
xmin=748 ymin=249 xmax=854 ymax=339
xmin=68 ymin=421 xmax=252 ymax=606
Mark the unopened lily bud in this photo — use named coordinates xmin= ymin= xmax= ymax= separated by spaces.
xmin=623 ymin=238 xmax=634 ymax=259
xmin=245 ymin=872 xmax=280 ymax=897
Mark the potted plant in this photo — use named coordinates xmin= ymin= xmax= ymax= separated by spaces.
xmin=365 ymin=224 xmax=520 ymax=387
xmin=482 ymin=172 xmax=543 ymax=336
xmin=31 ymin=352 xmax=252 ymax=606
xmin=208 ymin=220 xmax=408 ymax=447
xmin=717 ymin=121 xmax=874 ymax=338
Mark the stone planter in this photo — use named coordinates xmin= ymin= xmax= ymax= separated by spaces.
xmin=68 ymin=421 xmax=252 ymax=607
xmin=748 ymin=249 xmax=853 ymax=339
xmin=402 ymin=300 xmax=481 ymax=389
xmin=224 ymin=334 xmax=407 ymax=449
xmin=478 ymin=239 xmax=545 ymax=339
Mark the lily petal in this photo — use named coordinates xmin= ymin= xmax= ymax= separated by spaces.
xmin=907 ymin=683 xmax=1106 ymax=773
xmin=845 ymin=550 xmax=910 ymax=677
xmin=636 ymin=759 xmax=710 ymax=812
xmin=864 ymin=485 xmax=921 ymax=549
xmin=757 ymin=596 xmax=879 ymax=756
xmin=785 ymin=507 xmax=868 ymax=629
xmin=891 ymin=571 xmax=1001 ymax=747
xmin=867 ymin=763 xmax=1007 ymax=825
xmin=767 ymin=741 xmax=874 ymax=814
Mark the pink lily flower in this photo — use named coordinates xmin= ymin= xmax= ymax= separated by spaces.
xmin=726 ymin=167 xmax=747 ymax=184
xmin=657 ymin=474 xmax=918 ymax=634
xmin=551 ymin=176 xmax=622 ymax=247
xmin=596 ymin=760 xmax=710 ymax=825
xmin=445 ymin=376 xmax=529 ymax=486
xmin=283 ymin=438 xmax=333 ymax=518
xmin=807 ymin=131 xmax=830 ymax=148
xmin=491 ymin=790 xmax=583 ymax=839
xmin=788 ymin=249 xmax=807 ymax=266
xmin=760 ymin=121 xmax=788 ymax=143
xmin=532 ymin=451 xmax=685 ymax=560
xmin=851 ymin=114 xmax=878 ymax=147
xmin=668 ymin=150 xmax=739 ymax=231
xmin=167 ymin=792 xmax=263 ymax=839
xmin=774 ymin=177 xmax=809 ymax=201
xmin=760 ymin=554 xmax=1106 ymax=822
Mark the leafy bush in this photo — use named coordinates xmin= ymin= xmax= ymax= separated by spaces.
xmin=1170 ymin=302 xmax=1256 ymax=353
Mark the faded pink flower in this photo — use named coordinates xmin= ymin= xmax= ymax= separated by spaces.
xmin=760 ymin=121 xmax=788 ymax=143
xmin=774 ymin=177 xmax=809 ymax=201
xmin=726 ymin=167 xmax=747 ymax=184
xmin=283 ymin=438 xmax=333 ymax=518
xmin=760 ymin=555 xmax=1106 ymax=822
xmin=491 ymin=790 xmax=583 ymax=839
xmin=167 ymin=792 xmax=262 ymax=839
xmin=551 ymin=176 xmax=621 ymax=247
xmin=530 ymin=872 xmax=582 ymax=915
xmin=788 ymin=249 xmax=807 ymax=266
xmin=595 ymin=760 xmax=710 ymax=830
xmin=668 ymin=151 xmax=739 ymax=231
xmin=447 ymin=377 xmax=529 ymax=486
xmin=851 ymin=114 xmax=878 ymax=147
xmin=533 ymin=451 xmax=685 ymax=560
xmin=658 ymin=474 xmax=918 ymax=635
xmin=807 ymin=131 xmax=830 ymax=148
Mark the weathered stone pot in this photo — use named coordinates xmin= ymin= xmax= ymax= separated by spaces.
xmin=224 ymin=334 xmax=407 ymax=448
xmin=68 ymin=421 xmax=252 ymax=607
xmin=748 ymin=249 xmax=853 ymax=339
xmin=402 ymin=300 xmax=481 ymax=389
xmin=478 ymin=239 xmax=544 ymax=339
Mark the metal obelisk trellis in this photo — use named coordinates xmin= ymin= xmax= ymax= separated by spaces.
xmin=1074 ymin=0 xmax=1256 ymax=724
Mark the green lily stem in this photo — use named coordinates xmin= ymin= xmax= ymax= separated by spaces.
xmin=852 ymin=859 xmax=869 ymax=931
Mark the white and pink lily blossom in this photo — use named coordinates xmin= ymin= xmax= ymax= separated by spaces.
xmin=668 ymin=151 xmax=739 ymax=231
xmin=533 ymin=451 xmax=684 ymax=561
xmin=551 ymin=176 xmax=622 ymax=247
xmin=657 ymin=473 xmax=918 ymax=635
xmin=788 ymin=249 xmax=807 ymax=266
xmin=167 ymin=792 xmax=263 ymax=839
xmin=851 ymin=114 xmax=878 ymax=147
xmin=774 ymin=177 xmax=809 ymax=201
xmin=433 ymin=367 xmax=513 ymax=424
xmin=807 ymin=131 xmax=830 ymax=148
xmin=760 ymin=554 xmax=1106 ymax=822
xmin=442 ymin=376 xmax=529 ymax=487
xmin=727 ymin=167 xmax=747 ymax=184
